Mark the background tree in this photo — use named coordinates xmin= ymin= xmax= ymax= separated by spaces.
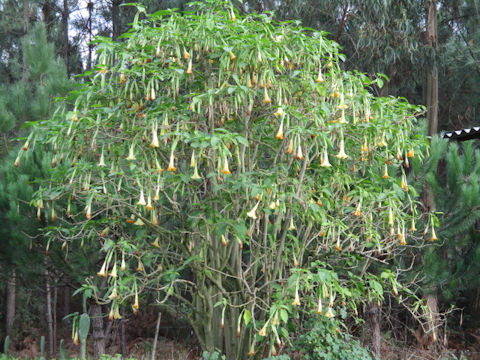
xmin=409 ymin=138 xmax=480 ymax=342
xmin=0 ymin=22 xmax=71 ymax=354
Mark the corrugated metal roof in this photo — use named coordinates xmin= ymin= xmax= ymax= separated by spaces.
xmin=441 ymin=127 xmax=480 ymax=141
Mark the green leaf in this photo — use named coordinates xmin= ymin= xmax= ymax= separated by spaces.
xmin=243 ymin=310 xmax=252 ymax=325
xmin=369 ymin=279 xmax=383 ymax=297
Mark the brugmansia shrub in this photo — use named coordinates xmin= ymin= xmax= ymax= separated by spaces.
xmin=23 ymin=1 xmax=431 ymax=358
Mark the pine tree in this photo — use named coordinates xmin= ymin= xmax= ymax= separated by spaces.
xmin=410 ymin=137 xmax=480 ymax=337
xmin=0 ymin=22 xmax=71 ymax=349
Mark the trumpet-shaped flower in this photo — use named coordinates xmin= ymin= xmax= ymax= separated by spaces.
xmin=121 ymin=253 xmax=126 ymax=272
xmin=335 ymin=237 xmax=341 ymax=251
xmin=97 ymin=259 xmax=107 ymax=277
xmin=263 ymin=88 xmax=271 ymax=104
xmin=221 ymin=156 xmax=231 ymax=175
xmin=410 ymin=218 xmax=417 ymax=231
xmin=167 ymin=151 xmax=176 ymax=172
xmin=247 ymin=201 xmax=260 ymax=219
xmin=292 ymin=287 xmax=301 ymax=306
xmin=430 ymin=226 xmax=438 ymax=242
xmin=382 ymin=165 xmax=389 ymax=179
xmin=286 ymin=139 xmax=294 ymax=154
xmin=315 ymin=66 xmax=324 ymax=83
xmin=14 ymin=154 xmax=20 ymax=167
xmin=155 ymin=159 xmax=163 ymax=173
xmin=109 ymin=263 xmax=118 ymax=278
xmin=133 ymin=217 xmax=144 ymax=226
xmin=150 ymin=86 xmax=156 ymax=100
xmin=146 ymin=194 xmax=153 ymax=211
xmin=320 ymin=148 xmax=332 ymax=167
xmin=407 ymin=149 xmax=414 ymax=158
xmin=98 ymin=151 xmax=106 ymax=167
xmin=338 ymin=109 xmax=347 ymax=124
xmin=275 ymin=120 xmax=284 ymax=140
xmin=388 ymin=207 xmax=394 ymax=225
xmin=151 ymin=209 xmax=159 ymax=225
xmin=396 ymin=147 xmax=403 ymax=160
xmin=190 ymin=151 xmax=196 ymax=168
xmin=186 ymin=59 xmax=193 ymax=74
xmin=133 ymin=289 xmax=139 ymax=310
xmin=126 ymin=144 xmax=136 ymax=161
xmin=150 ymin=124 xmax=159 ymax=148
xmin=108 ymin=287 xmax=118 ymax=300
xmin=324 ymin=307 xmax=334 ymax=318
xmin=247 ymin=343 xmax=255 ymax=357
xmin=316 ymin=297 xmax=323 ymax=314
xmin=296 ymin=144 xmax=304 ymax=160
xmin=274 ymin=107 xmax=284 ymax=117
xmin=85 ymin=203 xmax=92 ymax=219
xmin=152 ymin=237 xmax=160 ymax=248
xmin=335 ymin=138 xmax=348 ymax=159
xmin=289 ymin=218 xmax=296 ymax=230
xmin=361 ymin=137 xmax=369 ymax=153
xmin=114 ymin=304 xmax=122 ymax=319
xmin=154 ymin=184 xmax=161 ymax=200
xmin=191 ymin=163 xmax=202 ymax=180
xmin=354 ymin=202 xmax=362 ymax=217
xmin=137 ymin=189 xmax=147 ymax=206
xmin=401 ymin=174 xmax=409 ymax=191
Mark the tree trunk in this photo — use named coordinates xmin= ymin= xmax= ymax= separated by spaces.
xmin=424 ymin=293 xmax=440 ymax=346
xmin=53 ymin=284 xmax=57 ymax=353
xmin=367 ymin=301 xmax=381 ymax=357
xmin=120 ymin=309 xmax=126 ymax=356
xmin=62 ymin=286 xmax=70 ymax=325
xmin=62 ymin=0 xmax=69 ymax=75
xmin=42 ymin=0 xmax=55 ymax=40
xmin=87 ymin=2 xmax=94 ymax=70
xmin=426 ymin=0 xmax=438 ymax=136
xmin=112 ymin=0 xmax=121 ymax=41
xmin=90 ymin=304 xmax=105 ymax=358
xmin=45 ymin=257 xmax=54 ymax=358
xmin=151 ymin=312 xmax=161 ymax=360
xmin=5 ymin=267 xmax=16 ymax=347
xmin=423 ymin=1 xmax=440 ymax=349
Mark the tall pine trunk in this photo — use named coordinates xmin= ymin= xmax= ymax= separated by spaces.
xmin=426 ymin=0 xmax=438 ymax=136
xmin=90 ymin=304 xmax=105 ymax=358
xmin=423 ymin=0 xmax=440 ymax=347
xmin=45 ymin=257 xmax=54 ymax=358
xmin=5 ymin=268 xmax=16 ymax=347
xmin=112 ymin=0 xmax=121 ymax=41
xmin=62 ymin=0 xmax=69 ymax=75
xmin=368 ymin=301 xmax=382 ymax=357
xmin=87 ymin=2 xmax=94 ymax=70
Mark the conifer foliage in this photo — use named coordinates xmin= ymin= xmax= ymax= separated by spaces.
xmin=411 ymin=138 xmax=480 ymax=306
